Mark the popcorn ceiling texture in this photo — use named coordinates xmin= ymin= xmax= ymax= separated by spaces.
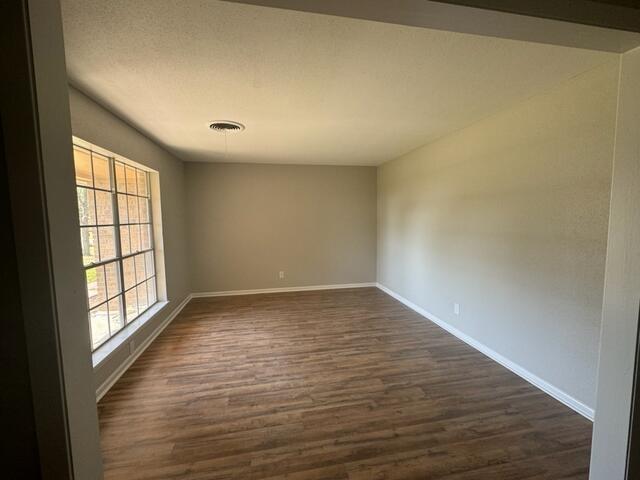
xmin=61 ymin=0 xmax=614 ymax=166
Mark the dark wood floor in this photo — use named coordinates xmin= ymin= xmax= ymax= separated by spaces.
xmin=98 ymin=287 xmax=592 ymax=479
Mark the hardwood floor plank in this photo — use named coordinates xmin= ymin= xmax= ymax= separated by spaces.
xmin=98 ymin=288 xmax=592 ymax=479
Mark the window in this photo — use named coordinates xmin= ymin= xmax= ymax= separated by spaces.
xmin=74 ymin=142 xmax=158 ymax=351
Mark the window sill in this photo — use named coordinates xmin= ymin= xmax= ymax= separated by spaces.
xmin=92 ymin=301 xmax=169 ymax=368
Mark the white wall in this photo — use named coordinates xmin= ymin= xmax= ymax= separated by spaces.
xmin=68 ymin=86 xmax=191 ymax=390
xmin=185 ymin=162 xmax=377 ymax=292
xmin=377 ymin=61 xmax=619 ymax=413
xmin=590 ymin=46 xmax=640 ymax=480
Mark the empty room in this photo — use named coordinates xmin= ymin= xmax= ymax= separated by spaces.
xmin=3 ymin=1 xmax=640 ymax=480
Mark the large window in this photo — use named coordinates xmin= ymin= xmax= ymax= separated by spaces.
xmin=74 ymin=143 xmax=158 ymax=351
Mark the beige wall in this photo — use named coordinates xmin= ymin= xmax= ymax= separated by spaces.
xmin=185 ymin=162 xmax=377 ymax=292
xmin=377 ymin=61 xmax=619 ymax=410
xmin=68 ymin=86 xmax=191 ymax=390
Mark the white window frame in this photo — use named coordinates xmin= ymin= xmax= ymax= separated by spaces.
xmin=73 ymin=136 xmax=167 ymax=353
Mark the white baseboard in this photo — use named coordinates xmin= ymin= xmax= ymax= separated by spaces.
xmin=95 ymin=294 xmax=193 ymax=401
xmin=191 ymin=282 xmax=377 ymax=298
xmin=376 ymin=283 xmax=595 ymax=421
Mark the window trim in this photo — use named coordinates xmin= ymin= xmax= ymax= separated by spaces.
xmin=73 ymin=137 xmax=164 ymax=352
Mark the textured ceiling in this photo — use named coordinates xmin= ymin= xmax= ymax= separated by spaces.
xmin=61 ymin=0 xmax=614 ymax=165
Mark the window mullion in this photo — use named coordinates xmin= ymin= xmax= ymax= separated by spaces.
xmin=110 ymin=157 xmax=128 ymax=326
xmin=147 ymin=176 xmax=155 ymax=251
xmin=90 ymin=151 xmax=103 ymax=264
xmin=83 ymin=147 xmax=97 ymax=347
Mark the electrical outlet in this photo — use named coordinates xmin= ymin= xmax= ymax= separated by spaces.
xmin=129 ymin=340 xmax=136 ymax=355
xmin=453 ymin=303 xmax=460 ymax=315
xmin=279 ymin=271 xmax=285 ymax=279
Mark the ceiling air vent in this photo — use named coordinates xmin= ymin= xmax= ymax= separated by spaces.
xmin=209 ymin=120 xmax=245 ymax=133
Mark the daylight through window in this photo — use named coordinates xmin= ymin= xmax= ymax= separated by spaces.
xmin=74 ymin=144 xmax=158 ymax=351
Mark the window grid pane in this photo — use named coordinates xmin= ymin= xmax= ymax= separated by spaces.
xmin=76 ymin=144 xmax=158 ymax=351
xmin=118 ymin=193 xmax=129 ymax=223
xmin=74 ymin=146 xmax=93 ymax=187
xmin=81 ymin=227 xmax=99 ymax=265
xmin=147 ymin=277 xmax=157 ymax=305
xmin=98 ymin=226 xmax=117 ymax=262
xmin=108 ymin=296 xmax=125 ymax=336
xmin=77 ymin=187 xmax=96 ymax=226
xmin=125 ymin=165 xmax=137 ymax=195
xmin=130 ymin=224 xmax=141 ymax=253
xmin=115 ymin=162 xmax=126 ymax=193
xmin=105 ymin=261 xmax=121 ymax=298
xmin=90 ymin=303 xmax=109 ymax=350
xmin=92 ymin=152 xmax=111 ymax=190
xmin=86 ymin=265 xmax=107 ymax=309
xmin=95 ymin=190 xmax=114 ymax=225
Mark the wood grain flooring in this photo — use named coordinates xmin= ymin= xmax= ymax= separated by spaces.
xmin=98 ymin=287 xmax=592 ymax=479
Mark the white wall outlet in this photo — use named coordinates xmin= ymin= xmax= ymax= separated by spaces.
xmin=454 ymin=303 xmax=460 ymax=315
xmin=129 ymin=340 xmax=136 ymax=355
xmin=279 ymin=271 xmax=285 ymax=279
